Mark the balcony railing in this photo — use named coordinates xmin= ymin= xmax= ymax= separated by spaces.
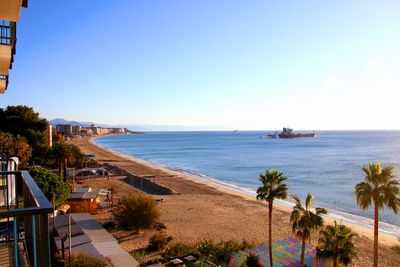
xmin=0 ymin=170 xmax=53 ymax=267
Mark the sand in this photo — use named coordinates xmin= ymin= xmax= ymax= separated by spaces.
xmin=71 ymin=136 xmax=400 ymax=266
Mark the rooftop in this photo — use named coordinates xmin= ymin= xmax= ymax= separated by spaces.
xmin=54 ymin=213 xmax=139 ymax=267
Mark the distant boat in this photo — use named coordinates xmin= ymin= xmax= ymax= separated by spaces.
xmin=278 ymin=127 xmax=316 ymax=138
xmin=233 ymin=129 xmax=239 ymax=133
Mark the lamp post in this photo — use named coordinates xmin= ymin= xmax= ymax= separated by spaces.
xmin=61 ymin=234 xmax=68 ymax=267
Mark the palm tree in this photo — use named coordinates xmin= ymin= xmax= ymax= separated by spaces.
xmin=256 ymin=169 xmax=289 ymax=267
xmin=355 ymin=162 xmax=400 ymax=267
xmin=51 ymin=142 xmax=72 ymax=181
xmin=317 ymin=221 xmax=357 ymax=267
xmin=290 ymin=193 xmax=327 ymax=267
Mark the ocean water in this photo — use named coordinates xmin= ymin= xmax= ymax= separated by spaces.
xmin=94 ymin=131 xmax=400 ymax=235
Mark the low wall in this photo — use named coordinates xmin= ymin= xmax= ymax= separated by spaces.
xmin=103 ymin=163 xmax=174 ymax=195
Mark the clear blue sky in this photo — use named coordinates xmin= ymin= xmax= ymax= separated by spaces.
xmin=1 ymin=0 xmax=399 ymax=130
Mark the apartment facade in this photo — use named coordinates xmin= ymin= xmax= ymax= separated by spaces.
xmin=0 ymin=0 xmax=27 ymax=94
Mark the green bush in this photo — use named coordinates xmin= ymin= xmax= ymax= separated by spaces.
xmin=113 ymin=194 xmax=160 ymax=230
xmin=130 ymin=250 xmax=146 ymax=264
xmin=197 ymin=239 xmax=256 ymax=265
xmin=149 ymin=231 xmax=173 ymax=251
xmin=392 ymin=245 xmax=400 ymax=255
xmin=245 ymin=253 xmax=262 ymax=267
xmin=28 ymin=166 xmax=70 ymax=205
xmin=67 ymin=252 xmax=107 ymax=267
xmin=163 ymin=242 xmax=197 ymax=258
xmin=163 ymin=240 xmax=256 ymax=264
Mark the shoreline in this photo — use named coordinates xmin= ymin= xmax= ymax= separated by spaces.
xmin=88 ymin=134 xmax=399 ymax=245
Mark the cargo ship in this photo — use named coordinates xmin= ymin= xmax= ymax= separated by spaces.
xmin=277 ymin=127 xmax=316 ymax=138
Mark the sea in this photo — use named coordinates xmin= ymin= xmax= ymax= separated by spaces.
xmin=94 ymin=131 xmax=400 ymax=236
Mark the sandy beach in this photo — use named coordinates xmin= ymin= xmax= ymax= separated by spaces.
xmin=71 ymin=136 xmax=400 ymax=266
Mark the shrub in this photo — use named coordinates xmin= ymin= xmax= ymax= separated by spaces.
xmin=130 ymin=250 xmax=146 ymax=264
xmin=198 ymin=239 xmax=256 ymax=265
xmin=245 ymin=253 xmax=262 ymax=267
xmin=28 ymin=166 xmax=70 ymax=205
xmin=67 ymin=252 xmax=107 ymax=267
xmin=392 ymin=245 xmax=400 ymax=255
xmin=113 ymin=194 xmax=160 ymax=230
xmin=163 ymin=240 xmax=256 ymax=264
xmin=163 ymin=242 xmax=197 ymax=258
xmin=101 ymin=220 xmax=116 ymax=230
xmin=149 ymin=231 xmax=173 ymax=251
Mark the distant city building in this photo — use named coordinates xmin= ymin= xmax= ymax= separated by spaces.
xmin=72 ymin=125 xmax=81 ymax=135
xmin=56 ymin=124 xmax=73 ymax=135
xmin=56 ymin=124 xmax=128 ymax=136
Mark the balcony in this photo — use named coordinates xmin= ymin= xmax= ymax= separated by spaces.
xmin=0 ymin=170 xmax=53 ymax=267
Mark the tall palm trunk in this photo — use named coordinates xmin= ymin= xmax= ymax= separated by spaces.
xmin=268 ymin=201 xmax=273 ymax=267
xmin=301 ymin=237 xmax=305 ymax=267
xmin=58 ymin=161 xmax=62 ymax=177
xmin=373 ymin=199 xmax=378 ymax=267
xmin=63 ymin=158 xmax=67 ymax=182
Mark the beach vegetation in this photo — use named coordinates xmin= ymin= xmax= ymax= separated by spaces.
xmin=245 ymin=253 xmax=262 ymax=267
xmin=317 ymin=220 xmax=357 ymax=267
xmin=290 ymin=193 xmax=327 ymax=267
xmin=164 ymin=242 xmax=197 ymax=258
xmin=130 ymin=250 xmax=146 ymax=264
xmin=355 ymin=162 xmax=400 ymax=267
xmin=391 ymin=244 xmax=400 ymax=255
xmin=197 ymin=239 xmax=256 ymax=265
xmin=28 ymin=165 xmax=70 ymax=205
xmin=113 ymin=194 xmax=160 ymax=231
xmin=0 ymin=105 xmax=50 ymax=165
xmin=256 ymin=168 xmax=288 ymax=267
xmin=163 ymin=239 xmax=255 ymax=265
xmin=108 ymin=183 xmax=120 ymax=206
xmin=66 ymin=252 xmax=107 ymax=267
xmin=148 ymin=231 xmax=173 ymax=251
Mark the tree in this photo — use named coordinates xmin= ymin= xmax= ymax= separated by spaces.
xmin=355 ymin=162 xmax=400 ymax=267
xmin=28 ymin=166 xmax=70 ymax=205
xmin=51 ymin=142 xmax=72 ymax=180
xmin=0 ymin=105 xmax=50 ymax=164
xmin=290 ymin=193 xmax=327 ymax=267
xmin=0 ymin=131 xmax=32 ymax=166
xmin=317 ymin=221 xmax=357 ymax=267
xmin=256 ymin=169 xmax=288 ymax=267
xmin=68 ymin=144 xmax=85 ymax=166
